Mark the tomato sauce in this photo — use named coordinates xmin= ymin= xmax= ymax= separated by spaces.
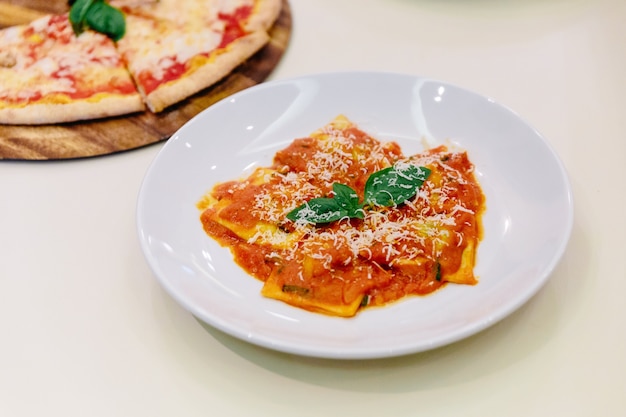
xmin=138 ymin=61 xmax=187 ymax=95
xmin=0 ymin=14 xmax=138 ymax=105
xmin=218 ymin=5 xmax=252 ymax=48
xmin=198 ymin=117 xmax=485 ymax=317
xmin=137 ymin=5 xmax=253 ymax=95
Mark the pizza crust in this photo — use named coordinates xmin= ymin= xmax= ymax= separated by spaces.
xmin=143 ymin=30 xmax=270 ymax=113
xmin=246 ymin=0 xmax=283 ymax=32
xmin=0 ymin=94 xmax=145 ymax=125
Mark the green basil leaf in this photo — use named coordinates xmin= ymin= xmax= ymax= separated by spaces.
xmin=285 ymin=163 xmax=430 ymax=225
xmin=69 ymin=0 xmax=96 ymax=35
xmin=331 ymin=183 xmax=359 ymax=206
xmin=330 ymin=183 xmax=364 ymax=219
xmin=286 ymin=197 xmax=346 ymax=224
xmin=364 ymin=163 xmax=431 ymax=207
xmin=85 ymin=1 xmax=126 ymax=41
xmin=286 ymin=183 xmax=365 ymax=224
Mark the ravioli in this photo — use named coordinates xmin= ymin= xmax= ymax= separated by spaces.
xmin=198 ymin=115 xmax=486 ymax=317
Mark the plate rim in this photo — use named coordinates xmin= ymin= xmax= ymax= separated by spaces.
xmin=136 ymin=70 xmax=574 ymax=359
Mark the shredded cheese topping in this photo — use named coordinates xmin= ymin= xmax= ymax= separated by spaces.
xmin=245 ymin=121 xmax=477 ymax=267
xmin=199 ymin=115 xmax=486 ymax=316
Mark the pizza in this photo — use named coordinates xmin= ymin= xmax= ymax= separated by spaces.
xmin=0 ymin=13 xmax=145 ymax=125
xmin=0 ymin=0 xmax=282 ymax=125
xmin=197 ymin=115 xmax=486 ymax=317
xmin=112 ymin=0 xmax=279 ymax=112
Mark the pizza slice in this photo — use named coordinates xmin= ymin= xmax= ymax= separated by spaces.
xmin=0 ymin=13 xmax=144 ymax=125
xmin=114 ymin=0 xmax=282 ymax=112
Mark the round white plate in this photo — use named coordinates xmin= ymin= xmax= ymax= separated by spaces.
xmin=137 ymin=71 xmax=573 ymax=359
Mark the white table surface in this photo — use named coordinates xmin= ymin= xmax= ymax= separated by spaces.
xmin=2 ymin=0 xmax=625 ymax=415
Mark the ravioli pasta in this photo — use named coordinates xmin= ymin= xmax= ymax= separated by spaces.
xmin=197 ymin=115 xmax=486 ymax=317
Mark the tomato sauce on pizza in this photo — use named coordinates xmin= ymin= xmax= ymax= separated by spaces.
xmin=0 ymin=0 xmax=282 ymax=124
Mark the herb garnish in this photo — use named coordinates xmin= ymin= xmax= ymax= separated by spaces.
xmin=286 ymin=163 xmax=431 ymax=224
xmin=282 ymin=284 xmax=310 ymax=296
xmin=69 ymin=0 xmax=126 ymax=41
xmin=435 ymin=261 xmax=442 ymax=281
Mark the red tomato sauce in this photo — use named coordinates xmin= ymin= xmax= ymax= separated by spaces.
xmin=138 ymin=61 xmax=187 ymax=95
xmin=138 ymin=5 xmax=253 ymax=95
xmin=198 ymin=119 xmax=485 ymax=316
xmin=218 ymin=5 xmax=253 ymax=48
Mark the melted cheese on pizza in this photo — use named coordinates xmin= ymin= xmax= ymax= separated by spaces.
xmin=115 ymin=0 xmax=257 ymax=96
xmin=118 ymin=15 xmax=224 ymax=89
xmin=198 ymin=115 xmax=486 ymax=317
xmin=0 ymin=14 xmax=137 ymax=106
xmin=0 ymin=0 xmax=281 ymax=122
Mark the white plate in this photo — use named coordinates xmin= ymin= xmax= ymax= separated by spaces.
xmin=137 ymin=71 xmax=573 ymax=359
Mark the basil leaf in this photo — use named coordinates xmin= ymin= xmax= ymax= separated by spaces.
xmin=285 ymin=163 xmax=431 ymax=224
xmin=286 ymin=183 xmax=364 ymax=224
xmin=69 ymin=0 xmax=96 ymax=35
xmin=332 ymin=182 xmax=359 ymax=206
xmin=364 ymin=164 xmax=431 ymax=207
xmin=330 ymin=183 xmax=364 ymax=219
xmin=285 ymin=196 xmax=344 ymax=224
xmin=85 ymin=1 xmax=126 ymax=41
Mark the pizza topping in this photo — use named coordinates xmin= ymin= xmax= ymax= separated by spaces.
xmin=69 ymin=0 xmax=126 ymax=41
xmin=0 ymin=14 xmax=135 ymax=104
xmin=217 ymin=3 xmax=253 ymax=47
xmin=122 ymin=25 xmax=224 ymax=94
xmin=0 ymin=51 xmax=17 ymax=68
xmin=0 ymin=0 xmax=282 ymax=123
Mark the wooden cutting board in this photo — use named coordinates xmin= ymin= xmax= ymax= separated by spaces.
xmin=0 ymin=0 xmax=292 ymax=160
